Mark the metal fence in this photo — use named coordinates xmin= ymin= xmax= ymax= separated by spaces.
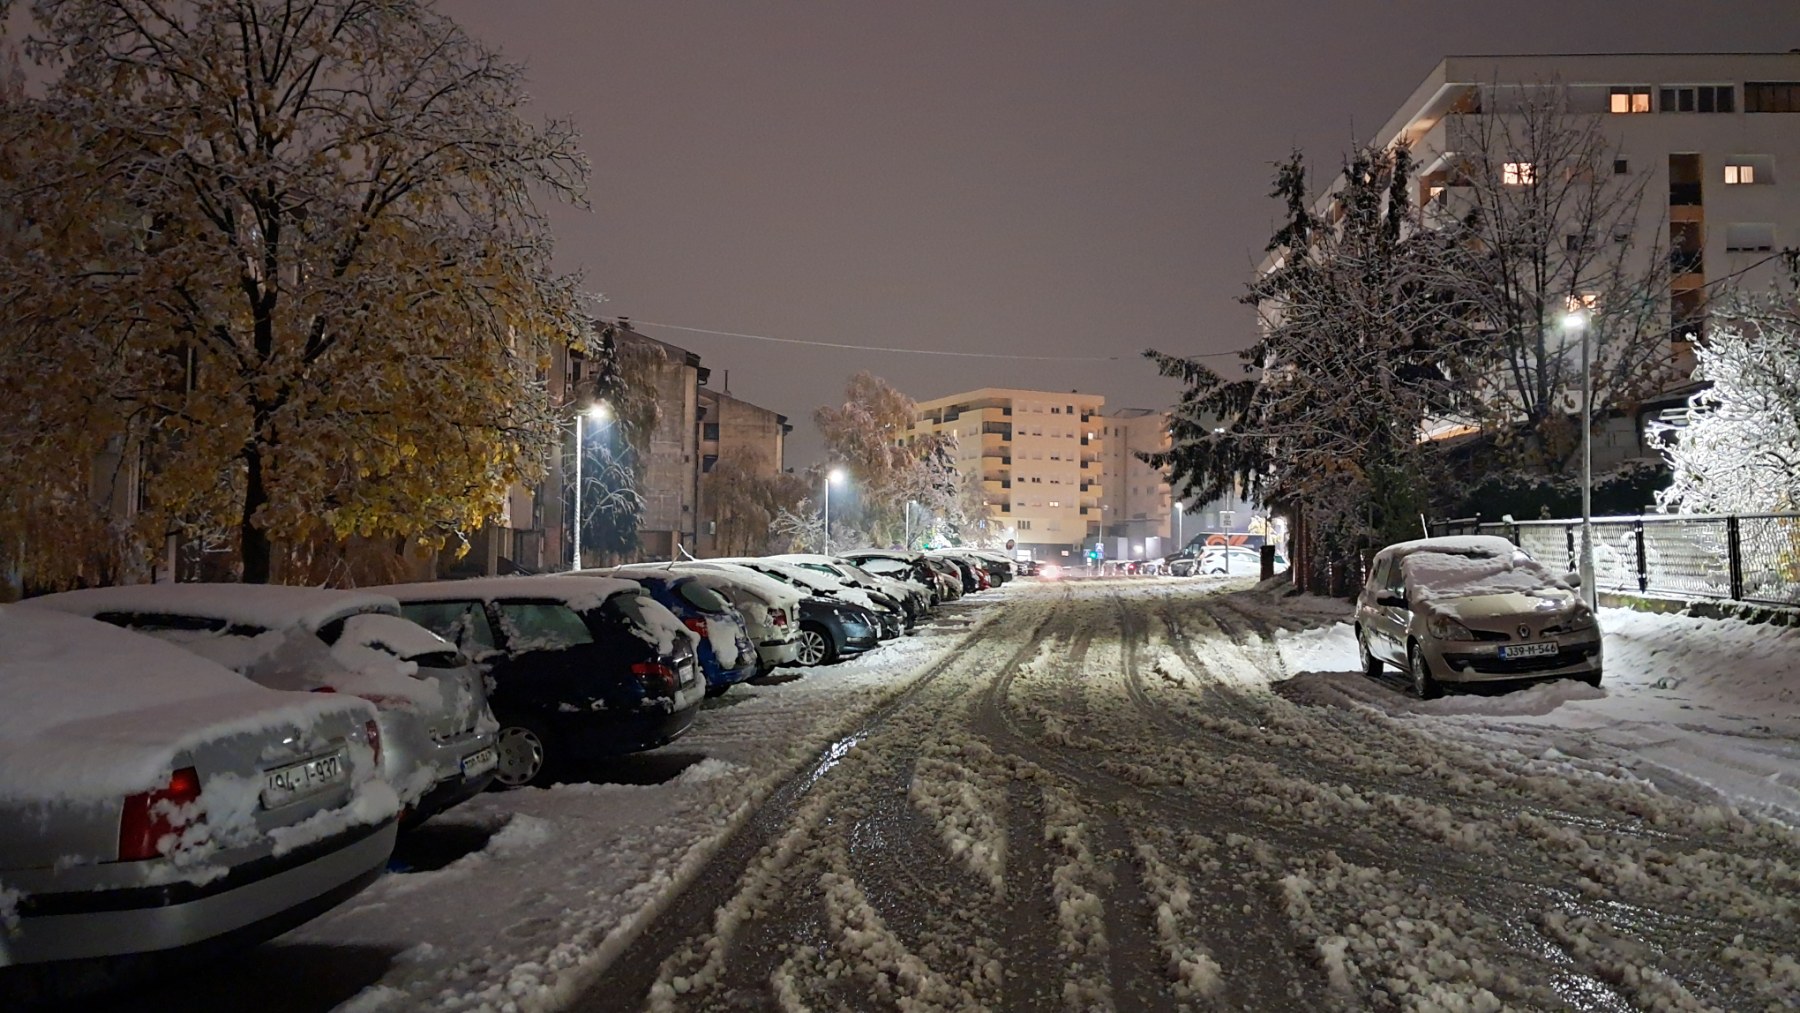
xmin=1458 ymin=514 xmax=1800 ymax=607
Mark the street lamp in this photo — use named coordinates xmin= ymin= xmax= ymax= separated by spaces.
xmin=571 ymin=401 xmax=610 ymax=571
xmin=1174 ymin=502 xmax=1184 ymax=552
xmin=1562 ymin=310 xmax=1596 ymax=609
xmin=822 ymin=467 xmax=847 ymax=555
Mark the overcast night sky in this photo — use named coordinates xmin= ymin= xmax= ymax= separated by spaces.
xmin=434 ymin=0 xmax=1800 ymax=466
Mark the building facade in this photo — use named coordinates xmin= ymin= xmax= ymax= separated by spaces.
xmin=910 ymin=387 xmax=1108 ymax=561
xmin=1097 ymin=408 xmax=1175 ymax=561
xmin=696 ymin=385 xmax=792 ymax=556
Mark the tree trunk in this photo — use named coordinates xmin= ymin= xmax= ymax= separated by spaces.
xmin=241 ymin=444 xmax=272 ymax=583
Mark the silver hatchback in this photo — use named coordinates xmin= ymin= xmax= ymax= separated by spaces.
xmin=25 ymin=584 xmax=498 ymax=825
xmin=1354 ymin=536 xmax=1603 ymax=699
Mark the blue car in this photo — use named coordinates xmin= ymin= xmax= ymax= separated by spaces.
xmin=579 ymin=566 xmax=758 ymax=695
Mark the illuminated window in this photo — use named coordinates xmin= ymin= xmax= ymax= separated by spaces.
xmin=1609 ymin=86 xmax=1651 ymax=113
xmin=1503 ymin=161 xmax=1536 ymax=186
xmin=1724 ymin=163 xmax=1755 ymax=184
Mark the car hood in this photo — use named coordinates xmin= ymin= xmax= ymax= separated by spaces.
xmin=1427 ymin=587 xmax=1577 ymax=626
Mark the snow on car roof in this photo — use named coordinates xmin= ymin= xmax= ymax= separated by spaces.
xmin=0 ymin=606 xmax=374 ymax=800
xmin=1401 ymin=544 xmax=1565 ymax=604
xmin=372 ymin=575 xmax=643 ymax=612
xmin=25 ymin=582 xmax=399 ymax=632
xmin=670 ymin=563 xmax=803 ymax=609
xmin=1377 ymin=535 xmax=1521 ymax=562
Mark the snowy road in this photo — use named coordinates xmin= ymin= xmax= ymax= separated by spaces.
xmin=574 ymin=579 xmax=1799 ymax=1013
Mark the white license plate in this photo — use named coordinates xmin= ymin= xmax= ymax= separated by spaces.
xmin=262 ymin=749 xmax=348 ymax=809
xmin=1499 ymin=641 xmax=1559 ymax=659
xmin=462 ymin=745 xmax=498 ymax=778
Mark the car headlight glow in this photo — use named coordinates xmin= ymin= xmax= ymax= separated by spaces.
xmin=1428 ymin=615 xmax=1476 ymax=641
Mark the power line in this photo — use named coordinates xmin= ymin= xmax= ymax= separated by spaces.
xmin=631 ymin=320 xmax=1245 ymax=361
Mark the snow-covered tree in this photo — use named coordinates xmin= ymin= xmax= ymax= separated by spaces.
xmin=1653 ymin=296 xmax=1800 ymax=513
xmin=702 ymin=453 xmax=811 ymax=557
xmin=1149 ymin=147 xmax=1468 ymax=592
xmin=1436 ymin=81 xmax=1676 ymax=476
xmin=571 ymin=323 xmax=657 ymax=565
xmin=0 ymin=0 xmax=589 ymax=585
xmin=815 ymin=372 xmax=935 ymax=545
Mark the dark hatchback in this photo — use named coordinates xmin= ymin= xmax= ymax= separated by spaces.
xmin=676 ymin=561 xmax=883 ymax=667
xmin=375 ymin=576 xmax=705 ymax=788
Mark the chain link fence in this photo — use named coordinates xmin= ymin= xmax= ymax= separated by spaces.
xmin=1449 ymin=514 xmax=1800 ymax=606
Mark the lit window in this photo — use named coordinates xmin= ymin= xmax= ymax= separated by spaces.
xmin=1609 ymin=86 xmax=1651 ymax=113
xmin=1503 ymin=161 xmax=1536 ymax=186
xmin=1048 ymin=501 xmax=1060 ymax=508
xmin=1724 ymin=164 xmax=1755 ymax=184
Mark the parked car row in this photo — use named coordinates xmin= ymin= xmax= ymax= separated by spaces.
xmin=0 ymin=544 xmax=1020 ymax=995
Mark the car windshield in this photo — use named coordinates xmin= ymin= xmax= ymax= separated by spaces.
xmin=1401 ymin=547 xmax=1557 ymax=604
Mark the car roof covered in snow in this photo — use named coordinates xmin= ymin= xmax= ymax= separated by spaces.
xmin=669 ymin=563 xmax=804 ymax=608
xmin=372 ymin=575 xmax=644 ymax=612
xmin=0 ymin=605 xmax=374 ymax=800
xmin=1374 ymin=536 xmax=1522 ymax=563
xmin=25 ymin=582 xmax=400 ymax=632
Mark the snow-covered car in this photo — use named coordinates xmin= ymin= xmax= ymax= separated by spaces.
xmin=927 ymin=550 xmax=989 ymax=592
xmin=722 ymin=558 xmax=906 ymax=640
xmin=23 ymin=585 xmax=497 ymax=826
xmin=0 ymin=607 xmax=396 ymax=993
xmin=378 ymin=576 xmax=705 ymax=788
xmin=767 ymin=553 xmax=929 ymax=628
xmin=1198 ymin=545 xmax=1286 ymax=575
xmin=579 ymin=566 xmax=758 ymax=694
xmin=666 ymin=563 xmax=801 ymax=670
xmin=678 ymin=561 xmax=882 ymax=666
xmin=839 ymin=549 xmax=956 ymax=605
xmin=1354 ymin=536 xmax=1603 ymax=699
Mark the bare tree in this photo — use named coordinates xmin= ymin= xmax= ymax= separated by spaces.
xmin=1 ymin=0 xmax=589 ymax=586
xmin=1437 ymin=81 xmax=1676 ymax=475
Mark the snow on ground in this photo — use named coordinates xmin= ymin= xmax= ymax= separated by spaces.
xmin=1265 ymin=600 xmax=1800 ymax=824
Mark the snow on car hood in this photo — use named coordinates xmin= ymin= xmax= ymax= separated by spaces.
xmin=1402 ymin=549 xmax=1573 ymax=618
xmin=0 ymin=606 xmax=377 ymax=801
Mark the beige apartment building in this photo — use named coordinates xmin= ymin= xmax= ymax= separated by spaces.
xmin=696 ymin=385 xmax=792 ymax=556
xmin=910 ymin=387 xmax=1109 ymax=561
xmin=1098 ymin=408 xmax=1176 ymax=560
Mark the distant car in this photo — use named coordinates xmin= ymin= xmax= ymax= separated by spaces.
xmin=24 ymin=584 xmax=497 ymax=826
xmin=720 ymin=558 xmax=907 ymax=640
xmin=1198 ymin=545 xmax=1286 ymax=575
xmin=767 ymin=553 xmax=930 ymax=628
xmin=678 ymin=561 xmax=882 ymax=666
xmin=1353 ymin=536 xmax=1603 ymax=699
xmin=840 ymin=549 xmax=956 ymax=605
xmin=581 ymin=566 xmax=759 ymax=694
xmin=1013 ymin=559 xmax=1041 ymax=577
xmin=378 ymin=576 xmax=705 ymax=787
xmin=0 ymin=607 xmax=396 ymax=995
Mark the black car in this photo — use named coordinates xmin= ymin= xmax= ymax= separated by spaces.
xmin=792 ymin=596 xmax=882 ymax=666
xmin=377 ymin=575 xmax=706 ymax=788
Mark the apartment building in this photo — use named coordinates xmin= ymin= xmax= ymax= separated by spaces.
xmin=696 ymin=385 xmax=793 ymax=556
xmin=1097 ymin=408 xmax=1176 ymax=560
xmin=1270 ymin=53 xmax=1800 ymax=470
xmin=909 ymin=387 xmax=1107 ymax=561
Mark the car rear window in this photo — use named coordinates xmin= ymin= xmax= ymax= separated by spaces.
xmin=400 ymin=601 xmax=498 ymax=652
xmin=677 ymin=581 xmax=731 ymax=613
xmin=606 ymin=590 xmax=661 ymax=630
xmin=496 ymin=602 xmax=594 ymax=650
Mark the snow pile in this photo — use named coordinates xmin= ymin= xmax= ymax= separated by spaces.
xmin=820 ymin=871 xmax=984 ymax=1009
xmin=1042 ymin=784 xmax=1111 ymax=1010
xmin=1131 ymin=840 xmax=1224 ymax=998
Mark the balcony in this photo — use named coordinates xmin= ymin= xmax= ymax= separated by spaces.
xmin=1668 ymin=182 xmax=1703 ymax=207
xmin=981 ymin=422 xmax=1013 ymax=439
xmin=1671 ymin=249 xmax=1704 ymax=275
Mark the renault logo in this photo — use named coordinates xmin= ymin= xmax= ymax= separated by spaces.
xmin=1517 ymin=623 xmax=1531 ymax=640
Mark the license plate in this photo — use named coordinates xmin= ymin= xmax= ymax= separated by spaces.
xmin=1499 ymin=641 xmax=1559 ymax=659
xmin=262 ymin=749 xmax=348 ymax=809
xmin=462 ymin=745 xmax=498 ymax=778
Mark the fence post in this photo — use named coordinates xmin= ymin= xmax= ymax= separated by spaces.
xmin=1726 ymin=516 xmax=1744 ymax=601
xmin=1509 ymin=521 xmax=1520 ymax=546
xmin=1633 ymin=519 xmax=1647 ymax=593
xmin=1565 ymin=524 xmax=1576 ymax=574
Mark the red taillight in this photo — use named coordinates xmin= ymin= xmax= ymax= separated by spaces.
xmin=681 ymin=616 xmax=707 ymax=635
xmin=770 ymin=610 xmax=788 ymax=627
xmin=630 ymin=661 xmax=678 ymax=693
xmin=118 ymin=767 xmax=204 ymax=862
xmin=310 ymin=685 xmax=337 ymax=693
xmin=366 ymin=719 xmax=383 ymax=766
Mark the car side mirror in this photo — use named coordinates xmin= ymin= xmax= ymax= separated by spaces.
xmin=1376 ymin=594 xmax=1408 ymax=609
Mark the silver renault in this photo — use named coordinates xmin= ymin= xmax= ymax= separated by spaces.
xmin=25 ymin=584 xmax=498 ymax=826
xmin=1354 ymin=536 xmax=1603 ymax=699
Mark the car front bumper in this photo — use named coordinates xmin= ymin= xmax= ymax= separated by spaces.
xmin=1431 ymin=638 xmax=1603 ymax=682
xmin=4 ymin=817 xmax=396 ymax=967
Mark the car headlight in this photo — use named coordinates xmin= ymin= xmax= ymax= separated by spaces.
xmin=1564 ymin=608 xmax=1597 ymax=631
xmin=1428 ymin=615 xmax=1476 ymax=641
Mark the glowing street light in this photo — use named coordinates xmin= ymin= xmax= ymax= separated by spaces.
xmin=1562 ymin=309 xmax=1596 ymax=609
xmin=822 ymin=467 xmax=847 ymax=555
xmin=571 ymin=401 xmax=612 ymax=571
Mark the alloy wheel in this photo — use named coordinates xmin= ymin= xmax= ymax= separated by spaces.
xmin=796 ymin=629 xmax=828 ymax=666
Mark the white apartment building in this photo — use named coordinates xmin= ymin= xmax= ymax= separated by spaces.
xmin=1098 ymin=408 xmax=1176 ymax=560
xmin=910 ymin=388 xmax=1106 ymax=560
xmin=1268 ymin=53 xmax=1800 ymax=469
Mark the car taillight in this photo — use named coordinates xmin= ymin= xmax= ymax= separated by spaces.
xmin=118 ymin=767 xmax=203 ymax=862
xmin=630 ymin=661 xmax=678 ymax=693
xmin=310 ymin=685 xmax=337 ymax=693
xmin=770 ymin=610 xmax=788 ymax=627
xmin=366 ymin=719 xmax=383 ymax=766
xmin=682 ymin=616 xmax=707 ymax=635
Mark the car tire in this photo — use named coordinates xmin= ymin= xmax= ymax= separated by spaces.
xmin=796 ymin=623 xmax=835 ymax=666
xmin=1357 ymin=625 xmax=1383 ymax=677
xmin=493 ymin=713 xmax=557 ymax=789
xmin=1408 ymin=641 xmax=1443 ymax=700
xmin=1579 ymin=669 xmax=1602 ymax=688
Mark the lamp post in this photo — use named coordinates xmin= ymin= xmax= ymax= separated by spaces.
xmin=1562 ymin=310 xmax=1596 ymax=609
xmin=1175 ymin=501 xmax=1184 ymax=552
xmin=571 ymin=402 xmax=610 ymax=571
xmin=822 ymin=467 xmax=846 ymax=555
